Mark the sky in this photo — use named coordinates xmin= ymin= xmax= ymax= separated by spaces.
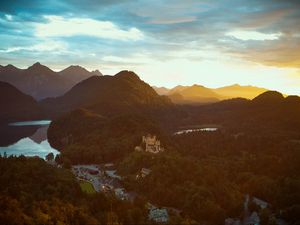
xmin=0 ymin=0 xmax=300 ymax=95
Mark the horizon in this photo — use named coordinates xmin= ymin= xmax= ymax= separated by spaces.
xmin=0 ymin=0 xmax=300 ymax=95
xmin=0 ymin=62 xmax=278 ymax=93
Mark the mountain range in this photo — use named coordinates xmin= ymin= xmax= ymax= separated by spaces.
xmin=0 ymin=63 xmax=102 ymax=100
xmin=1 ymin=65 xmax=300 ymax=137
xmin=153 ymin=84 xmax=268 ymax=104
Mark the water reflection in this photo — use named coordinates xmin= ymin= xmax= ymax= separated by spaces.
xmin=0 ymin=120 xmax=59 ymax=158
xmin=0 ymin=125 xmax=38 ymax=146
xmin=9 ymin=120 xmax=51 ymax=126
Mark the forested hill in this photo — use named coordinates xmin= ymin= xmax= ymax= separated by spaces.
xmin=0 ymin=156 xmax=149 ymax=225
xmin=48 ymin=109 xmax=165 ymax=163
xmin=41 ymin=70 xmax=176 ymax=119
xmin=184 ymin=91 xmax=300 ymax=136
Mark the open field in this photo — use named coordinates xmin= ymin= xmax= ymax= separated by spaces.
xmin=79 ymin=180 xmax=96 ymax=194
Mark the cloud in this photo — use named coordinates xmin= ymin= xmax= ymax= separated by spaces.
xmin=226 ymin=30 xmax=282 ymax=41
xmin=0 ymin=40 xmax=67 ymax=53
xmin=35 ymin=16 xmax=144 ymax=41
xmin=4 ymin=14 xmax=13 ymax=21
xmin=225 ymin=34 xmax=300 ymax=68
xmin=1 ymin=0 xmax=300 ymax=94
xmin=148 ymin=16 xmax=197 ymax=25
xmin=238 ymin=8 xmax=292 ymax=30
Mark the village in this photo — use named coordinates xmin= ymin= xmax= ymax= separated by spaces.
xmin=48 ymin=134 xmax=287 ymax=225
xmin=70 ymin=134 xmax=170 ymax=223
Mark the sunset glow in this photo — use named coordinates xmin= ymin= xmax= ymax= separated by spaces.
xmin=0 ymin=0 xmax=299 ymax=94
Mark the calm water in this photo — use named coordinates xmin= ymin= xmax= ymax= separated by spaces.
xmin=9 ymin=120 xmax=51 ymax=126
xmin=0 ymin=120 xmax=59 ymax=159
xmin=174 ymin=127 xmax=218 ymax=135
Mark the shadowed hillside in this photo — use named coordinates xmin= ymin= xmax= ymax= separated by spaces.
xmin=41 ymin=70 xmax=177 ymax=120
xmin=184 ymin=91 xmax=300 ymax=136
xmin=0 ymin=81 xmax=43 ymax=123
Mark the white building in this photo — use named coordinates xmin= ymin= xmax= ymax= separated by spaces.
xmin=142 ymin=134 xmax=164 ymax=154
xmin=149 ymin=208 xmax=169 ymax=223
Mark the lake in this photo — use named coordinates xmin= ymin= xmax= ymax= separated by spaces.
xmin=174 ymin=127 xmax=218 ymax=135
xmin=0 ymin=120 xmax=59 ymax=159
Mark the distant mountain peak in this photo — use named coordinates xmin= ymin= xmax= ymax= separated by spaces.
xmin=70 ymin=65 xmax=81 ymax=68
xmin=29 ymin=62 xmax=43 ymax=69
xmin=91 ymin=69 xmax=103 ymax=76
xmin=191 ymin=84 xmax=206 ymax=89
xmin=214 ymin=84 xmax=268 ymax=99
xmin=61 ymin=65 xmax=89 ymax=73
xmin=152 ymin=86 xmax=170 ymax=95
xmin=64 ymin=65 xmax=89 ymax=71
xmin=27 ymin=62 xmax=54 ymax=73
xmin=60 ymin=65 xmax=102 ymax=77
xmin=4 ymin=64 xmax=19 ymax=71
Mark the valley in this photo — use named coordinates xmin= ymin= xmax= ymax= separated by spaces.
xmin=0 ymin=67 xmax=299 ymax=224
xmin=1 ymin=1 xmax=299 ymax=224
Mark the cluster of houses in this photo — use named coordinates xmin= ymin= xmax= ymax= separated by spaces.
xmin=72 ymin=164 xmax=126 ymax=197
xmin=225 ymin=195 xmax=267 ymax=225
xmin=225 ymin=195 xmax=288 ymax=225
xmin=71 ymin=163 xmax=171 ymax=222
xmin=55 ymin=133 xmax=292 ymax=225
xmin=69 ymin=135 xmax=174 ymax=223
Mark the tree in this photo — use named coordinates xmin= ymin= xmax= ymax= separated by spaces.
xmin=55 ymin=154 xmax=63 ymax=164
xmin=45 ymin=152 xmax=54 ymax=162
xmin=63 ymin=158 xmax=72 ymax=169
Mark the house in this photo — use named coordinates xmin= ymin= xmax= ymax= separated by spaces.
xmin=136 ymin=168 xmax=152 ymax=179
xmin=115 ymin=188 xmax=128 ymax=200
xmin=87 ymin=168 xmax=99 ymax=175
xmin=108 ymin=178 xmax=122 ymax=189
xmin=101 ymin=184 xmax=113 ymax=193
xmin=149 ymin=207 xmax=169 ymax=223
xmin=105 ymin=170 xmax=122 ymax=180
xmin=104 ymin=163 xmax=114 ymax=169
xmin=142 ymin=134 xmax=164 ymax=153
xmin=141 ymin=168 xmax=152 ymax=177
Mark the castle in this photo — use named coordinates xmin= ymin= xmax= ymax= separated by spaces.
xmin=142 ymin=134 xmax=164 ymax=154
